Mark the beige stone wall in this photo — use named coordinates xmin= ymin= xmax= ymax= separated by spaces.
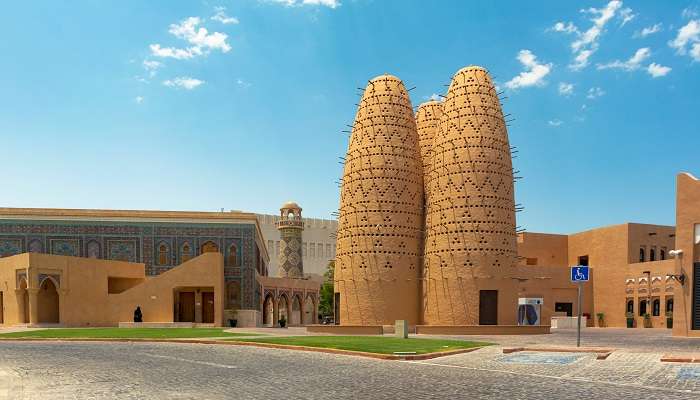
xmin=674 ymin=173 xmax=700 ymax=337
xmin=0 ymin=252 xmax=224 ymax=327
xmin=415 ymin=101 xmax=443 ymax=179
xmin=335 ymin=74 xmax=424 ymax=326
xmin=517 ymin=232 xmax=568 ymax=267
xmin=422 ymin=66 xmax=517 ymax=325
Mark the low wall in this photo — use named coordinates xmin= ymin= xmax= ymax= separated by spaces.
xmin=415 ymin=325 xmax=551 ymax=335
xmin=234 ymin=310 xmax=259 ymax=327
xmin=118 ymin=322 xmax=194 ymax=328
xmin=551 ymin=316 xmax=588 ymax=329
xmin=305 ymin=325 xmax=383 ymax=335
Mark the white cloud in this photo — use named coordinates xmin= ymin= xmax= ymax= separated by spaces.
xmin=142 ymin=60 xmax=163 ymax=77
xmin=548 ymin=119 xmax=564 ymax=127
xmin=236 ymin=78 xmax=252 ymax=88
xmin=504 ymin=50 xmax=552 ymax=90
xmin=597 ymin=47 xmax=651 ymax=70
xmin=669 ymin=19 xmax=700 ymax=61
xmin=423 ymin=93 xmax=443 ymax=102
xmin=587 ymin=87 xmax=605 ymax=99
xmin=558 ymin=82 xmax=574 ymax=96
xmin=635 ymin=23 xmax=662 ymax=38
xmin=269 ymin=0 xmax=340 ymax=8
xmin=554 ymin=1 xmax=624 ymax=70
xmin=619 ymin=7 xmax=636 ymax=26
xmin=647 ymin=63 xmax=672 ymax=78
xmin=682 ymin=7 xmax=699 ymax=19
xmin=212 ymin=6 xmax=239 ymax=24
xmin=150 ymin=17 xmax=231 ymax=60
xmin=134 ymin=96 xmax=144 ymax=104
xmin=550 ymin=21 xmax=579 ymax=34
xmin=163 ymin=77 xmax=205 ymax=90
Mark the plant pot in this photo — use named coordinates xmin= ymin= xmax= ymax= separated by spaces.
xmin=228 ymin=319 xmax=237 ymax=328
xmin=278 ymin=320 xmax=287 ymax=328
xmin=626 ymin=318 xmax=634 ymax=328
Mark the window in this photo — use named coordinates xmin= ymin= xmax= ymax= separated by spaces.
xmin=326 ymin=244 xmax=331 ymax=258
xmin=182 ymin=243 xmax=192 ymax=263
xmin=660 ymin=248 xmax=666 ymax=260
xmin=578 ymin=255 xmax=589 ymax=266
xmin=666 ymin=298 xmax=674 ymax=313
xmin=228 ymin=244 xmax=238 ymax=267
xmin=639 ymin=299 xmax=647 ymax=316
xmin=626 ymin=299 xmax=634 ymax=314
xmin=652 ymin=298 xmax=660 ymax=316
xmin=310 ymin=243 xmax=316 ymax=258
xmin=650 ymin=247 xmax=656 ymax=262
xmin=158 ymin=244 xmax=168 ymax=266
xmin=526 ymin=258 xmax=538 ymax=266
xmin=318 ymin=243 xmax=324 ymax=258
xmin=639 ymin=247 xmax=645 ymax=262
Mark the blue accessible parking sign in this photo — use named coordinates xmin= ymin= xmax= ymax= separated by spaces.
xmin=571 ymin=265 xmax=589 ymax=282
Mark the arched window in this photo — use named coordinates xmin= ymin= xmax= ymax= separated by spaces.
xmin=228 ymin=244 xmax=238 ymax=267
xmin=650 ymin=248 xmax=656 ymax=262
xmin=652 ymin=298 xmax=660 ymax=316
xmin=639 ymin=248 xmax=645 ymax=262
xmin=181 ymin=243 xmax=192 ymax=263
xmin=639 ymin=299 xmax=647 ymax=316
xmin=666 ymin=298 xmax=674 ymax=313
xmin=158 ymin=244 xmax=169 ymax=266
xmin=201 ymin=241 xmax=219 ymax=254
xmin=626 ymin=299 xmax=634 ymax=314
xmin=660 ymin=249 xmax=666 ymax=260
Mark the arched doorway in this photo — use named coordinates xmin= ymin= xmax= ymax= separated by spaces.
xmin=291 ymin=295 xmax=302 ymax=326
xmin=201 ymin=241 xmax=219 ymax=254
xmin=278 ymin=294 xmax=290 ymax=324
xmin=263 ymin=294 xmax=275 ymax=327
xmin=226 ymin=281 xmax=240 ymax=309
xmin=38 ymin=278 xmax=59 ymax=323
xmin=304 ymin=294 xmax=316 ymax=325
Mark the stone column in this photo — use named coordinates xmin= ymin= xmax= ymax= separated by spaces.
xmin=194 ymin=290 xmax=203 ymax=324
xmin=273 ymin=296 xmax=279 ymax=327
xmin=27 ymin=288 xmax=39 ymax=325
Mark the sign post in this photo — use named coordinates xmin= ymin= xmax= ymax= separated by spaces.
xmin=570 ymin=265 xmax=590 ymax=347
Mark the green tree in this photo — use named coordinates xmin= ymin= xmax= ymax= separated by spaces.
xmin=318 ymin=261 xmax=335 ymax=318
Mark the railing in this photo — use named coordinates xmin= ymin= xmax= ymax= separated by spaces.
xmin=276 ymin=220 xmax=304 ymax=228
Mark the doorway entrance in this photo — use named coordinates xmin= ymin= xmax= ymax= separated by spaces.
xmin=479 ymin=290 xmax=498 ymax=325
xmin=693 ymin=263 xmax=700 ymax=330
xmin=0 ymin=292 xmax=3 ymax=324
xmin=179 ymin=291 xmax=195 ymax=322
xmin=38 ymin=278 xmax=59 ymax=323
xmin=555 ymin=302 xmax=573 ymax=317
xmin=202 ymin=292 xmax=214 ymax=323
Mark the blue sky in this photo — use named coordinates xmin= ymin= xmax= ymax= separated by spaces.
xmin=0 ymin=0 xmax=698 ymax=234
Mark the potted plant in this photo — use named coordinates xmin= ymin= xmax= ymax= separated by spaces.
xmin=666 ymin=310 xmax=673 ymax=329
xmin=643 ymin=313 xmax=652 ymax=328
xmin=626 ymin=312 xmax=634 ymax=328
xmin=228 ymin=319 xmax=237 ymax=328
xmin=596 ymin=312 xmax=605 ymax=327
xmin=278 ymin=315 xmax=287 ymax=328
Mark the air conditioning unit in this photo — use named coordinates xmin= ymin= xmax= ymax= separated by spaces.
xmin=517 ymin=297 xmax=543 ymax=326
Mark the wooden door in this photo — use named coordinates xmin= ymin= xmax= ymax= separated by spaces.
xmin=479 ymin=290 xmax=498 ymax=325
xmin=693 ymin=263 xmax=700 ymax=330
xmin=179 ymin=292 xmax=195 ymax=322
xmin=202 ymin=292 xmax=215 ymax=323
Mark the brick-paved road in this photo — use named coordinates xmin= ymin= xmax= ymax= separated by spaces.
xmin=1 ymin=341 xmax=699 ymax=399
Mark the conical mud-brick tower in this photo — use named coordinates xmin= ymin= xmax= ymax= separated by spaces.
xmin=334 ymin=75 xmax=424 ymax=326
xmin=415 ymin=101 xmax=443 ymax=180
xmin=422 ymin=66 xmax=517 ymax=326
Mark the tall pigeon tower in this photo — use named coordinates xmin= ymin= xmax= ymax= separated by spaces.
xmin=334 ymin=75 xmax=424 ymax=326
xmin=422 ymin=66 xmax=517 ymax=326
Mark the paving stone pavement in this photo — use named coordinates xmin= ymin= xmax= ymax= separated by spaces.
xmin=1 ymin=341 xmax=699 ymax=399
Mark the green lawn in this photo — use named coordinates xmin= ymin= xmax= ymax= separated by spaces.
xmin=234 ymin=336 xmax=490 ymax=355
xmin=0 ymin=328 xmax=262 ymax=339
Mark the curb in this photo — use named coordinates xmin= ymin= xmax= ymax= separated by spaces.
xmin=503 ymin=346 xmax=615 ymax=360
xmin=661 ymin=355 xmax=700 ymax=363
xmin=0 ymin=338 xmax=486 ymax=361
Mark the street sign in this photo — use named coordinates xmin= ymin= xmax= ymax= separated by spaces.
xmin=570 ymin=265 xmax=589 ymax=348
xmin=571 ymin=265 xmax=589 ymax=282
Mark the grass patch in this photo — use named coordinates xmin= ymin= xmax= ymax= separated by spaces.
xmin=233 ymin=336 xmax=490 ymax=355
xmin=0 ymin=328 xmax=263 ymax=339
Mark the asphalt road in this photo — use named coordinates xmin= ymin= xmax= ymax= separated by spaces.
xmin=1 ymin=341 xmax=698 ymax=399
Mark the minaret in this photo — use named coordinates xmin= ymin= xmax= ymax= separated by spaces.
xmin=277 ymin=201 xmax=304 ymax=278
xmin=422 ymin=66 xmax=517 ymax=325
xmin=334 ymin=74 xmax=424 ymax=326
